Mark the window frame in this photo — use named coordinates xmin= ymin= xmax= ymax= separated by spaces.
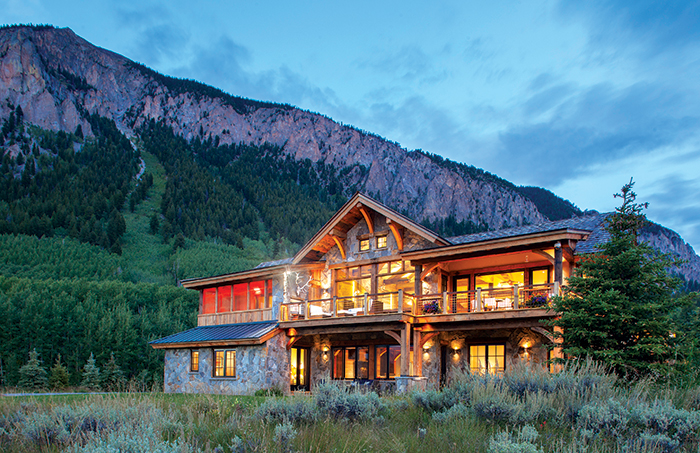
xmin=331 ymin=346 xmax=371 ymax=380
xmin=359 ymin=238 xmax=370 ymax=252
xmin=212 ymin=349 xmax=236 ymax=378
xmin=376 ymin=235 xmax=388 ymax=249
xmin=375 ymin=344 xmax=401 ymax=380
xmin=468 ymin=343 xmax=505 ymax=375
xmin=190 ymin=350 xmax=200 ymax=373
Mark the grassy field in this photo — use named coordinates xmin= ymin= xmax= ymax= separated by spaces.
xmin=1 ymin=363 xmax=699 ymax=453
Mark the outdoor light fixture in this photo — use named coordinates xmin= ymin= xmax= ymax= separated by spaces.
xmin=322 ymin=345 xmax=329 ymax=361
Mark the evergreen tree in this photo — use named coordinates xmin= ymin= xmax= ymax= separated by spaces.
xmin=48 ymin=354 xmax=70 ymax=390
xmin=101 ymin=352 xmax=125 ymax=391
xmin=18 ymin=348 xmax=48 ymax=390
xmin=551 ymin=180 xmax=688 ymax=376
xmin=80 ymin=352 xmax=102 ymax=390
xmin=149 ymin=213 xmax=160 ymax=235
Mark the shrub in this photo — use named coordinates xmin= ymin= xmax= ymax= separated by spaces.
xmin=273 ymin=421 xmax=297 ymax=453
xmin=18 ymin=349 xmax=48 ymax=391
xmin=576 ymin=398 xmax=630 ymax=440
xmin=314 ymin=381 xmax=385 ymax=422
xmin=254 ymin=387 xmax=284 ymax=397
xmin=488 ymin=425 xmax=544 ymax=453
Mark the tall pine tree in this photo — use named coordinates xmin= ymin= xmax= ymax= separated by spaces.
xmin=551 ymin=180 xmax=688 ymax=376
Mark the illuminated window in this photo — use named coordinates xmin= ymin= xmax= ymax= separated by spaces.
xmin=217 ymin=285 xmax=231 ymax=312
xmin=377 ymin=236 xmax=387 ymax=249
xmin=190 ymin=350 xmax=199 ymax=372
xmin=359 ymin=239 xmax=370 ymax=251
xmin=469 ymin=344 xmax=505 ymax=374
xmin=213 ymin=349 xmax=236 ymax=377
xmin=249 ymin=281 xmax=265 ymax=310
xmin=375 ymin=345 xmax=401 ymax=379
xmin=202 ymin=288 xmax=216 ymax=314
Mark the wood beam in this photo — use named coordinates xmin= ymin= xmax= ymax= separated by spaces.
xmin=358 ymin=206 xmax=374 ymax=235
xmin=384 ymin=330 xmax=401 ymax=343
xmin=532 ymin=249 xmax=555 ymax=264
xmin=330 ymin=228 xmax=347 ymax=239
xmin=286 ymin=336 xmax=301 ymax=350
xmin=330 ymin=235 xmax=346 ymax=260
xmin=421 ymin=263 xmax=439 ymax=281
xmin=386 ymin=219 xmax=404 ymax=251
xmin=420 ymin=332 xmax=439 ymax=348
xmin=531 ymin=326 xmax=554 ymax=342
xmin=400 ymin=323 xmax=409 ymax=376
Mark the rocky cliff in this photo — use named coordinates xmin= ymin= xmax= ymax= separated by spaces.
xmin=1 ymin=25 xmax=698 ymax=284
xmin=0 ymin=25 xmax=544 ymax=230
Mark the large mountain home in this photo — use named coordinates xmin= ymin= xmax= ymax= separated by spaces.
xmin=151 ymin=193 xmax=607 ymax=394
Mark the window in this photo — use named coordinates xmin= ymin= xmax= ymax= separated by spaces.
xmin=200 ymin=280 xmax=273 ymax=315
xmin=336 ymin=265 xmax=372 ymax=298
xmin=375 ymin=345 xmax=401 ymax=379
xmin=190 ymin=350 xmax=199 ymax=372
xmin=213 ymin=349 xmax=236 ymax=378
xmin=359 ymin=238 xmax=370 ymax=251
xmin=376 ymin=235 xmax=387 ymax=249
xmin=475 ymin=271 xmax=525 ymax=290
xmin=469 ymin=344 xmax=505 ymax=374
xmin=331 ymin=346 xmax=370 ymax=379
xmin=530 ymin=268 xmax=550 ymax=286
xmin=202 ymin=288 xmax=216 ymax=314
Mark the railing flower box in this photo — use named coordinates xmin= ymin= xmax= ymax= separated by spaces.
xmin=422 ymin=299 xmax=441 ymax=315
xmin=523 ymin=294 xmax=548 ymax=308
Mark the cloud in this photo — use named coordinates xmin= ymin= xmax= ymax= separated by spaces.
xmin=557 ymin=0 xmax=700 ymax=55
xmin=646 ymin=174 xmax=700 ymax=250
xmin=494 ymin=81 xmax=700 ymax=187
xmin=356 ymin=45 xmax=449 ymax=84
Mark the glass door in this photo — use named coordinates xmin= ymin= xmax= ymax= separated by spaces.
xmin=290 ymin=348 xmax=310 ymax=391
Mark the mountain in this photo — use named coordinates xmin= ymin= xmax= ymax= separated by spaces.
xmin=1 ymin=24 xmax=699 ymax=285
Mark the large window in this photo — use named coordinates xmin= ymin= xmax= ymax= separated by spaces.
xmin=475 ymin=271 xmax=524 ymax=290
xmin=213 ymin=349 xmax=236 ymax=378
xmin=335 ymin=261 xmax=415 ymax=298
xmin=375 ymin=345 xmax=401 ymax=379
xmin=469 ymin=344 xmax=505 ymax=374
xmin=201 ymin=280 xmax=272 ymax=314
xmin=332 ymin=346 xmax=370 ymax=380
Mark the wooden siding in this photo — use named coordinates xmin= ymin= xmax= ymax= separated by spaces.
xmin=198 ymin=309 xmax=272 ymax=326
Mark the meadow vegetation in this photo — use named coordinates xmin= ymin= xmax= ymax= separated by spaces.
xmin=1 ymin=362 xmax=699 ymax=453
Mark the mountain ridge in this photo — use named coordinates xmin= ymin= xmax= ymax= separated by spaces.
xmin=1 ymin=24 xmax=699 ymax=284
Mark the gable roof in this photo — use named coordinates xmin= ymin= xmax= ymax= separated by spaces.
xmin=150 ymin=321 xmax=279 ymax=348
xmin=292 ymin=192 xmax=450 ymax=264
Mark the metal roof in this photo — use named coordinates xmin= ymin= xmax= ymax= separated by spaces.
xmin=150 ymin=321 xmax=278 ymax=345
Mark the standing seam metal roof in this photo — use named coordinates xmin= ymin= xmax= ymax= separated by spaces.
xmin=149 ymin=321 xmax=278 ymax=345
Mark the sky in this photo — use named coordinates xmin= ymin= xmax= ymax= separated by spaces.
xmin=3 ymin=0 xmax=700 ymax=251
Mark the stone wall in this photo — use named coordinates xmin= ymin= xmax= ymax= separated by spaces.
xmin=418 ymin=328 xmax=551 ymax=387
xmin=163 ymin=332 xmax=289 ymax=395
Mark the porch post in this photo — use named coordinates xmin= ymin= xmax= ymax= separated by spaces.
xmin=413 ymin=328 xmax=422 ymax=377
xmin=554 ymin=242 xmax=563 ymax=285
xmin=414 ymin=264 xmax=422 ymax=316
xmin=401 ymin=323 xmax=410 ymax=376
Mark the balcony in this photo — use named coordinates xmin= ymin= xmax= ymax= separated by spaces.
xmin=279 ymin=283 xmax=560 ymax=323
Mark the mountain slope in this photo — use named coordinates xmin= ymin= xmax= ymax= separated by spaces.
xmin=1 ymin=24 xmax=699 ymax=285
xmin=0 ymin=25 xmax=546 ymax=231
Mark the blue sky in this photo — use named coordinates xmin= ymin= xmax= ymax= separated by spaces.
xmin=4 ymin=0 xmax=700 ymax=251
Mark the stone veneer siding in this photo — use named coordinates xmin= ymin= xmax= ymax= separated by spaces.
xmin=163 ymin=332 xmax=289 ymax=395
xmin=417 ymin=328 xmax=551 ymax=389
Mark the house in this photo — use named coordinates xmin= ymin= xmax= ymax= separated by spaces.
xmin=150 ymin=193 xmax=607 ymax=394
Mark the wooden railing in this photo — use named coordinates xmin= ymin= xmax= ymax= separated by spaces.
xmin=278 ymin=283 xmax=560 ymax=321
xmin=280 ymin=291 xmax=415 ymax=321
xmin=198 ymin=309 xmax=272 ymax=326
xmin=416 ymin=283 xmax=560 ymax=315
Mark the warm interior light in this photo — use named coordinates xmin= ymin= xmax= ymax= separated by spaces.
xmin=322 ymin=345 xmax=329 ymax=352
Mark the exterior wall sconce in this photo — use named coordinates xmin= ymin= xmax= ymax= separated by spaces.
xmin=452 ymin=348 xmax=460 ymax=361
xmin=322 ymin=345 xmax=329 ymax=361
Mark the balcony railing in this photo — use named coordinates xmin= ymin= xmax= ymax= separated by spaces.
xmin=417 ymin=283 xmax=560 ymax=315
xmin=279 ymin=283 xmax=560 ymax=321
xmin=280 ymin=291 xmax=416 ymax=321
